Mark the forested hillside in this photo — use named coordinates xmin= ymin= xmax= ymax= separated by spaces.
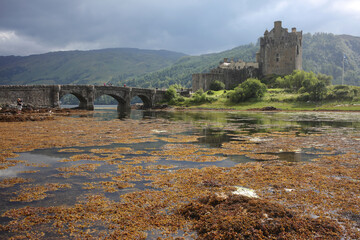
xmin=123 ymin=44 xmax=259 ymax=88
xmin=0 ymin=48 xmax=186 ymax=85
xmin=0 ymin=33 xmax=359 ymax=88
xmin=302 ymin=33 xmax=360 ymax=86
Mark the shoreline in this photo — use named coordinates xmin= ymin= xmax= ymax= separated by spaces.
xmin=1 ymin=105 xmax=360 ymax=122
xmin=173 ymin=106 xmax=360 ymax=112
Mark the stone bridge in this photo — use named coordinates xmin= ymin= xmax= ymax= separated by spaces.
xmin=0 ymin=85 xmax=167 ymax=112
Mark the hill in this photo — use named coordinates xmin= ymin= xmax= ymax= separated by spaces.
xmin=302 ymin=33 xmax=360 ymax=85
xmin=0 ymin=33 xmax=359 ymax=88
xmin=0 ymin=48 xmax=187 ymax=85
xmin=123 ymin=44 xmax=259 ymax=88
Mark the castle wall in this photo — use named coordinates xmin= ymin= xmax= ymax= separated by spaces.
xmin=192 ymin=67 xmax=260 ymax=92
xmin=192 ymin=73 xmax=222 ymax=92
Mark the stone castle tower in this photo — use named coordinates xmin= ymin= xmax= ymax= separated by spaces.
xmin=192 ymin=21 xmax=303 ymax=92
xmin=257 ymin=21 xmax=302 ymax=76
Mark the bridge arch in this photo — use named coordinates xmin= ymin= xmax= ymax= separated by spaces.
xmin=131 ymin=94 xmax=152 ymax=109
xmin=59 ymin=92 xmax=85 ymax=108
xmin=94 ymin=86 xmax=131 ymax=112
xmin=59 ymin=85 xmax=95 ymax=110
xmin=95 ymin=93 xmax=129 ymax=112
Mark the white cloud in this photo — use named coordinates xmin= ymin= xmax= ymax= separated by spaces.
xmin=330 ymin=0 xmax=360 ymax=16
xmin=0 ymin=31 xmax=52 ymax=56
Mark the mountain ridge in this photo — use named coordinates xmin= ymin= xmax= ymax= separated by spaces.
xmin=0 ymin=48 xmax=187 ymax=85
xmin=0 ymin=33 xmax=359 ymax=87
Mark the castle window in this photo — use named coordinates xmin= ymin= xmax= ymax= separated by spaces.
xmin=297 ymin=45 xmax=299 ymax=55
xmin=276 ymin=53 xmax=280 ymax=62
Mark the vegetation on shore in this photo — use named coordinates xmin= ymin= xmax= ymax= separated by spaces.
xmin=165 ymin=70 xmax=360 ymax=111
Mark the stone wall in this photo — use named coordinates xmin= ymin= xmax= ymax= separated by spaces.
xmin=192 ymin=73 xmax=223 ymax=92
xmin=0 ymin=85 xmax=60 ymax=108
xmin=192 ymin=67 xmax=260 ymax=92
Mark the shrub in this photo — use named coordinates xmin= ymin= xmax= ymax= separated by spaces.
xmin=230 ymin=78 xmax=267 ymax=103
xmin=275 ymin=70 xmax=332 ymax=94
xmin=209 ymin=80 xmax=225 ymax=91
xmin=326 ymin=85 xmax=358 ymax=100
xmin=177 ymin=96 xmax=185 ymax=102
xmin=191 ymin=89 xmax=207 ymax=104
xmin=297 ymin=92 xmax=310 ymax=102
xmin=164 ymin=86 xmax=178 ymax=102
xmin=190 ymin=89 xmax=216 ymax=104
xmin=261 ymin=74 xmax=280 ymax=87
xmin=309 ymin=81 xmax=327 ymax=101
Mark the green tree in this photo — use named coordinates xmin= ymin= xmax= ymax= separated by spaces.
xmin=317 ymin=73 xmax=333 ymax=86
xmin=209 ymin=80 xmax=225 ymax=91
xmin=164 ymin=85 xmax=179 ymax=102
xmin=298 ymin=76 xmax=328 ymax=101
xmin=230 ymin=78 xmax=267 ymax=103
xmin=310 ymin=81 xmax=327 ymax=101
xmin=276 ymin=70 xmax=332 ymax=101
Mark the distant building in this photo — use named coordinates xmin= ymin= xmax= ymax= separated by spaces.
xmin=192 ymin=21 xmax=303 ymax=91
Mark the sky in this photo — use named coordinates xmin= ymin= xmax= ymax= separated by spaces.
xmin=0 ymin=0 xmax=360 ymax=56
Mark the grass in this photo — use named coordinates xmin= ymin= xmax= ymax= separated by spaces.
xmin=175 ymin=89 xmax=360 ymax=111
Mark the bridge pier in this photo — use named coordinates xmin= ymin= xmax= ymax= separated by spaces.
xmin=82 ymin=85 xmax=95 ymax=110
xmin=117 ymin=102 xmax=131 ymax=113
xmin=52 ymin=85 xmax=61 ymax=108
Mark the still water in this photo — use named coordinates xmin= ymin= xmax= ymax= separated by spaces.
xmin=1 ymin=107 xmax=360 ymax=238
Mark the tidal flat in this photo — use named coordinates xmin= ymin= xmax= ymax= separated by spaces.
xmin=0 ymin=109 xmax=359 ymax=239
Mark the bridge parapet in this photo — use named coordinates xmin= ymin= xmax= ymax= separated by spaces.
xmin=0 ymin=85 xmax=60 ymax=108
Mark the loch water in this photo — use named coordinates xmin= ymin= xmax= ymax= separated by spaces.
xmin=1 ymin=106 xmax=360 ymax=238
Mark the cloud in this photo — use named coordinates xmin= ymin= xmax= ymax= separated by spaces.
xmin=0 ymin=0 xmax=359 ymax=56
xmin=0 ymin=30 xmax=54 ymax=56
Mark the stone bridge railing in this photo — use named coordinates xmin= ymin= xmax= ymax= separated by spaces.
xmin=0 ymin=85 xmax=167 ymax=112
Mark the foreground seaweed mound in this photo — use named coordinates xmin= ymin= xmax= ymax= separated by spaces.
xmin=178 ymin=194 xmax=342 ymax=239
xmin=0 ymin=107 xmax=86 ymax=122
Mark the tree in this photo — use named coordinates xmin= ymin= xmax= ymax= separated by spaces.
xmin=298 ymin=76 xmax=328 ymax=101
xmin=230 ymin=78 xmax=267 ymax=103
xmin=317 ymin=73 xmax=333 ymax=86
xmin=164 ymin=85 xmax=178 ymax=102
xmin=310 ymin=81 xmax=327 ymax=101
xmin=209 ymin=80 xmax=225 ymax=91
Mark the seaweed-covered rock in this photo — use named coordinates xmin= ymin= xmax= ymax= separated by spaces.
xmin=178 ymin=194 xmax=342 ymax=239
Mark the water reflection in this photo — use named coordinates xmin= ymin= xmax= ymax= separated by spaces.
xmin=87 ymin=107 xmax=360 ymax=149
xmin=67 ymin=106 xmax=360 ymax=132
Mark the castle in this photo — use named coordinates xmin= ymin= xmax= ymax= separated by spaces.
xmin=192 ymin=21 xmax=303 ymax=91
